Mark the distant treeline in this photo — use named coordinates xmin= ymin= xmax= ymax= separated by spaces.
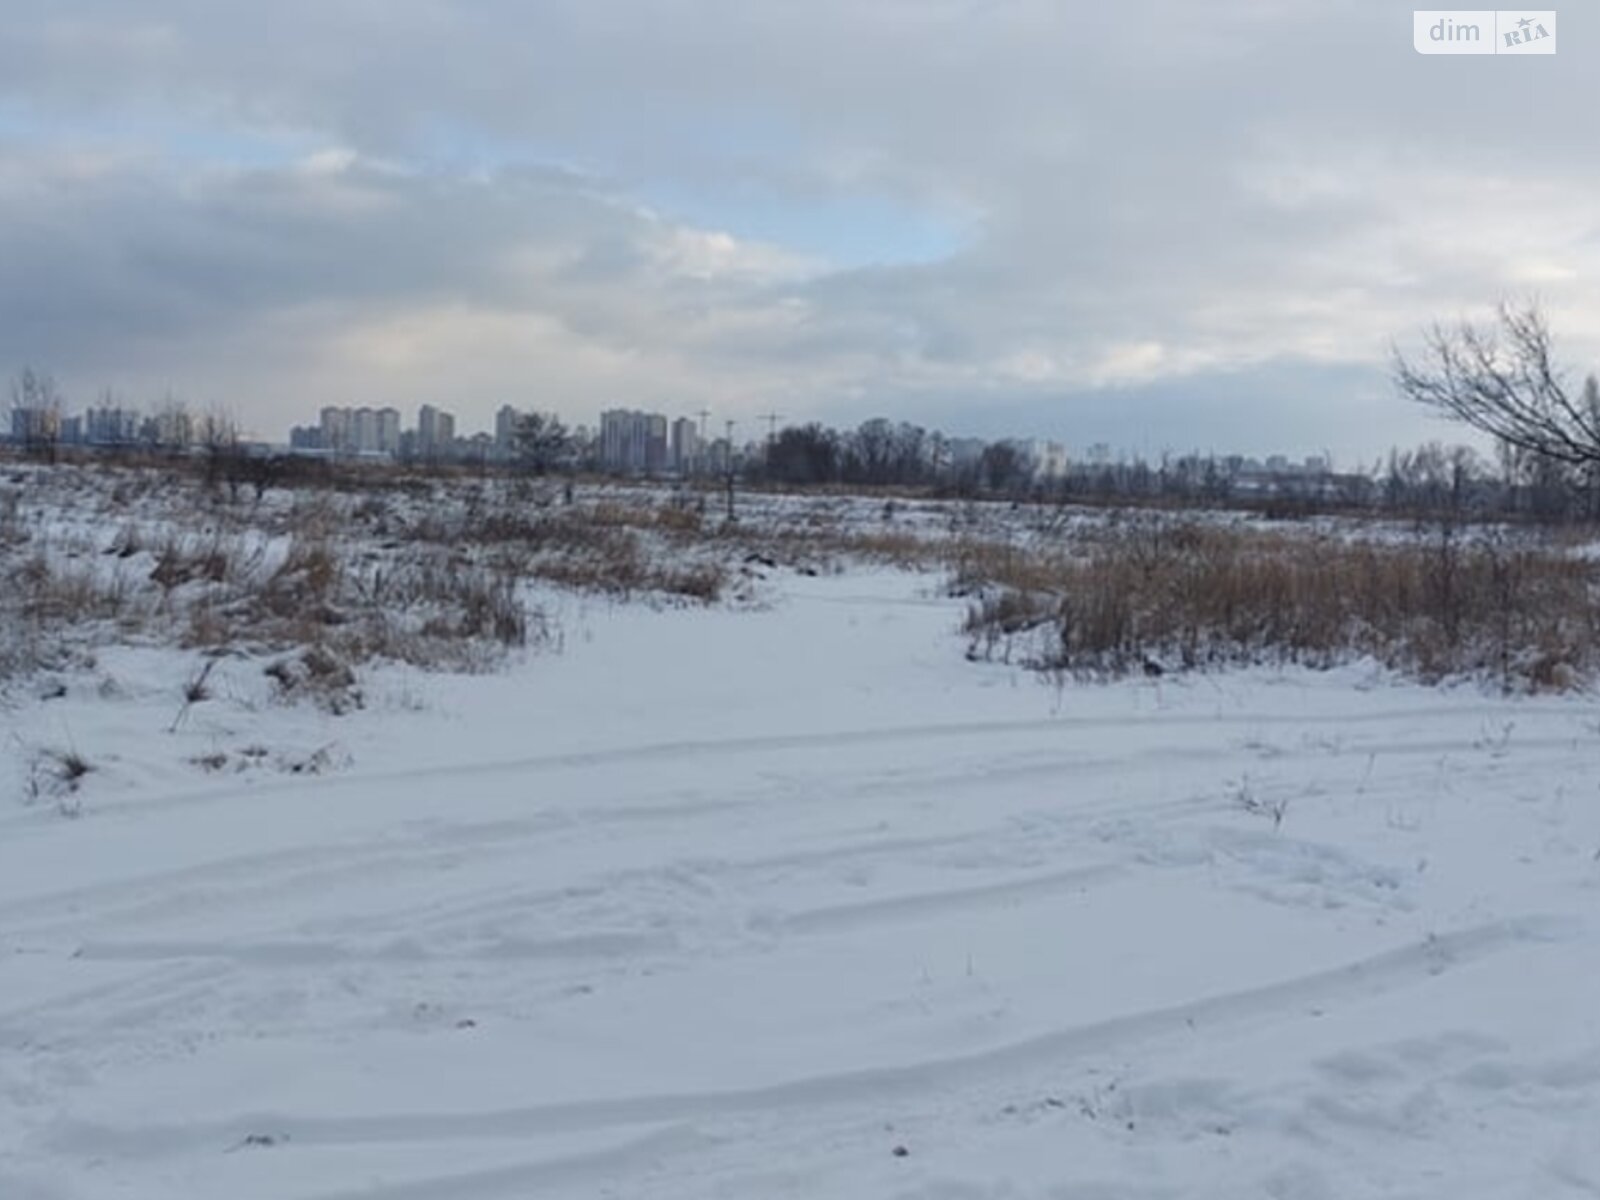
xmin=7 ymin=411 xmax=1599 ymax=525
xmin=748 ymin=420 xmax=1600 ymax=524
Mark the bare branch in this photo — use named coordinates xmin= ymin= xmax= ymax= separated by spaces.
xmin=1394 ymin=303 xmax=1600 ymax=469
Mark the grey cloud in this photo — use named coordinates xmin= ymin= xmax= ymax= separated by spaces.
xmin=2 ymin=1 xmax=1598 ymax=457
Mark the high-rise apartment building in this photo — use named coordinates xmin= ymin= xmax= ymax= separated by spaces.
xmin=417 ymin=405 xmax=456 ymax=457
xmin=495 ymin=405 xmax=520 ymax=454
xmin=320 ymin=406 xmax=351 ymax=453
xmin=351 ymin=407 xmax=378 ymax=454
xmin=377 ymin=408 xmax=401 ymax=455
xmin=599 ymin=409 xmax=670 ymax=473
xmin=84 ymin=407 xmax=141 ymax=446
xmin=671 ymin=417 xmax=700 ymax=473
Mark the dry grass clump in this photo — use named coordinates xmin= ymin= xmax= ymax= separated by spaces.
xmin=384 ymin=491 xmax=731 ymax=604
xmin=14 ymin=552 xmax=136 ymax=624
xmin=527 ymin=531 xmax=728 ymax=602
xmin=724 ymin=518 xmax=942 ymax=575
xmin=383 ymin=553 xmax=533 ymax=661
xmin=216 ymin=542 xmax=535 ymax=694
xmin=948 ymin=539 xmax=1072 ymax=596
xmin=2 ymin=529 xmax=149 ymax=684
xmin=264 ymin=645 xmax=364 ymax=714
xmin=149 ymin=535 xmax=237 ymax=591
xmin=0 ymin=489 xmax=27 ymax=549
xmin=24 ymin=746 xmax=94 ymax=816
xmin=812 ymin=528 xmax=933 ymax=569
xmin=962 ymin=517 xmax=1600 ymax=691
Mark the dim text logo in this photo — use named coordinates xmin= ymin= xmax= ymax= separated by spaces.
xmin=1413 ymin=10 xmax=1556 ymax=53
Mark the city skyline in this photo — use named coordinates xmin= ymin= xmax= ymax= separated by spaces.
xmin=2 ymin=368 xmax=1410 ymax=469
xmin=11 ymin=389 xmax=1349 ymax=489
xmin=3 ymin=5 xmax=1595 ymax=463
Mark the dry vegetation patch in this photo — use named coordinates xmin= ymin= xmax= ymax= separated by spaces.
xmin=960 ymin=516 xmax=1600 ymax=690
xmin=0 ymin=467 xmax=748 ymax=704
xmin=6 ymin=463 xmax=1594 ymax=701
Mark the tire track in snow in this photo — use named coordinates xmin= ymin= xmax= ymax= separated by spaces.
xmin=69 ymin=929 xmax=677 ymax=968
xmin=0 ymin=959 xmax=231 ymax=1037
xmin=771 ymin=863 xmax=1122 ymax=935
xmin=6 ymin=718 xmax=1553 ymax=940
xmin=302 ymin=1123 xmax=706 ymax=1200
xmin=54 ymin=863 xmax=1123 ymax=975
xmin=0 ymin=740 xmax=1207 ymax=939
xmin=49 ymin=917 xmax=1570 ymax=1158
xmin=2 ymin=842 xmax=1117 ymax=1047
xmin=0 ymin=701 xmax=1560 ymax=829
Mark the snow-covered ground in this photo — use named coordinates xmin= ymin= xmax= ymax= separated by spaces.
xmin=3 ymin=565 xmax=1599 ymax=1198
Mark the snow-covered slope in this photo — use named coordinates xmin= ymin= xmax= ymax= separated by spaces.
xmin=3 ymin=569 xmax=1598 ymax=1198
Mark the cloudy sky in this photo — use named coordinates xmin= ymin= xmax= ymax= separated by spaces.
xmin=2 ymin=1 xmax=1595 ymax=460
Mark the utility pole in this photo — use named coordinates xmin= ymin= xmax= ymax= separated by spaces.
xmin=724 ymin=418 xmax=737 ymax=522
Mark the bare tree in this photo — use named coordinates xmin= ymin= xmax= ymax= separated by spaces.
xmin=10 ymin=368 xmax=64 ymax=461
xmin=512 ymin=412 xmax=569 ymax=476
xmin=851 ymin=418 xmax=895 ymax=485
xmin=980 ymin=440 xmax=1029 ymax=495
xmin=1394 ymin=302 xmax=1600 ymax=469
xmin=144 ymin=396 xmax=194 ymax=452
xmin=196 ymin=409 xmax=250 ymax=498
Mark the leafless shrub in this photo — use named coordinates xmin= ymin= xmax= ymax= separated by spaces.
xmin=52 ymin=748 xmax=91 ymax=786
xmin=170 ymin=660 xmax=218 ymax=731
xmin=962 ymin=517 xmax=1599 ymax=691
xmin=183 ymin=659 xmax=216 ymax=704
xmin=22 ymin=745 xmax=94 ymax=816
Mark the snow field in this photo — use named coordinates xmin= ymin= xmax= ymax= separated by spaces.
xmin=2 ymin=568 xmax=1599 ymax=1198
